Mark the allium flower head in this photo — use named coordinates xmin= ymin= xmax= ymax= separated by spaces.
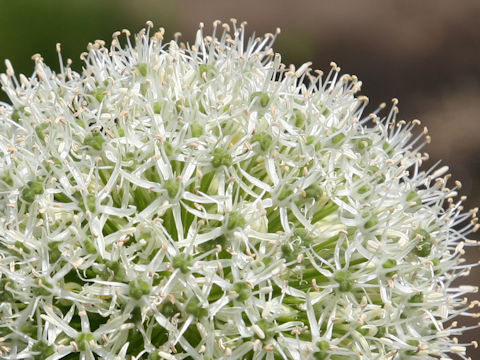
xmin=0 ymin=20 xmax=478 ymax=360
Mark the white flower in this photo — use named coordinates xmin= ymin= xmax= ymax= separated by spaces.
xmin=0 ymin=19 xmax=478 ymax=360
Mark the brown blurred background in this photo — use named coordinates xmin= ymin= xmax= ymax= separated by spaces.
xmin=1 ymin=0 xmax=479 ymax=356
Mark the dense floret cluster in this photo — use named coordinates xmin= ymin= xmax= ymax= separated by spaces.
xmin=0 ymin=20 xmax=478 ymax=360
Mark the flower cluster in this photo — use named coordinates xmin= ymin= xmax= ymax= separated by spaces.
xmin=0 ymin=20 xmax=478 ymax=360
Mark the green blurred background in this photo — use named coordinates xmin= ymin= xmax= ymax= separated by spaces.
xmin=1 ymin=0 xmax=479 ymax=355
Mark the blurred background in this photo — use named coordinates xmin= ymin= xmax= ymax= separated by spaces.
xmin=0 ymin=0 xmax=479 ymax=355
